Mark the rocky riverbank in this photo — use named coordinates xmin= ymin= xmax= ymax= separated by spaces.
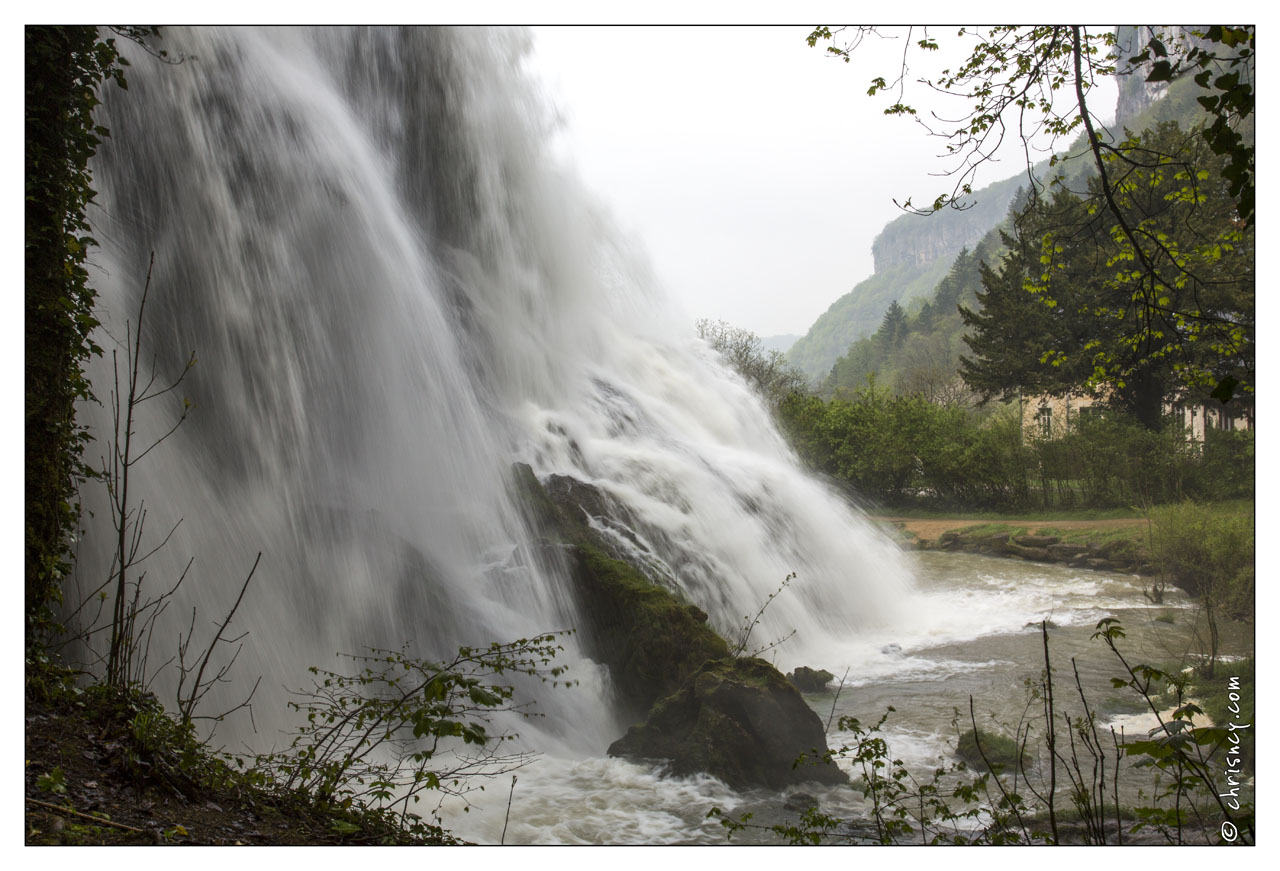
xmin=881 ymin=518 xmax=1156 ymax=576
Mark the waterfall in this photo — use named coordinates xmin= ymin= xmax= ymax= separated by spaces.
xmin=81 ymin=26 xmax=914 ymax=758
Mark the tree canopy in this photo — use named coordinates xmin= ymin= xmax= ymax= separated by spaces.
xmin=960 ymin=121 xmax=1253 ymax=427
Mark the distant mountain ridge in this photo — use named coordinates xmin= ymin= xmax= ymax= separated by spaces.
xmin=785 ymin=170 xmax=1025 ymax=380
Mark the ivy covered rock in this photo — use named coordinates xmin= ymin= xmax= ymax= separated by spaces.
xmin=607 ymin=657 xmax=846 ymax=790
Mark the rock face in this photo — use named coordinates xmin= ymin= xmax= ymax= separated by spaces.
xmin=562 ymin=539 xmax=729 ymax=716
xmin=607 ymin=657 xmax=847 ymax=790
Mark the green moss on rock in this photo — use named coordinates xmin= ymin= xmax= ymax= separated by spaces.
xmin=511 ymin=463 xmax=729 ymax=710
xmin=787 ymin=666 xmax=835 ymax=692
xmin=566 ymin=540 xmax=729 ymax=712
xmin=510 ymin=464 xmax=844 ymax=788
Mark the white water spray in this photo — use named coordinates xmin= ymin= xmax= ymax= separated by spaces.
xmin=82 ymin=26 xmax=913 ymax=762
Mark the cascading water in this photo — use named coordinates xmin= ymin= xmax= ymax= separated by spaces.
xmin=81 ymin=26 xmax=915 ymax=839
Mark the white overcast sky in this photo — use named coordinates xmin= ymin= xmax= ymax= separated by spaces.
xmin=523 ymin=25 xmax=1117 ymax=338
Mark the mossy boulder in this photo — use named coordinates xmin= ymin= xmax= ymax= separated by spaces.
xmin=512 ymin=463 xmax=729 ymax=713
xmin=511 ymin=463 xmax=843 ymax=786
xmin=511 ymin=463 xmax=728 ymax=707
xmin=563 ymin=540 xmax=729 ymax=714
xmin=956 ymin=727 xmax=1028 ymax=772
xmin=608 ymin=657 xmax=847 ymax=790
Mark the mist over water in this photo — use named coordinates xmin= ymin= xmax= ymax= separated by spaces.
xmin=81 ymin=26 xmax=914 ymax=765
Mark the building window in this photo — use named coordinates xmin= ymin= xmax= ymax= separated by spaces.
xmin=1037 ymin=405 xmax=1052 ymax=438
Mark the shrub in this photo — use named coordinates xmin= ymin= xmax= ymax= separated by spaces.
xmin=1149 ymin=502 xmax=1253 ymax=620
xmin=255 ymin=635 xmax=570 ymax=823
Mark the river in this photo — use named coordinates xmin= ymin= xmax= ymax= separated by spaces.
xmin=444 ymin=551 xmax=1249 ymax=844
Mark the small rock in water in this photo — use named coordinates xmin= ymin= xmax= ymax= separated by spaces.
xmin=880 ymin=643 xmax=902 ymax=656
xmin=784 ymin=792 xmax=818 ymax=813
xmin=786 ymin=666 xmax=835 ymax=692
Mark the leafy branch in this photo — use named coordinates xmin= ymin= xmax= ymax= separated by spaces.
xmin=256 ymin=633 xmax=574 ymax=827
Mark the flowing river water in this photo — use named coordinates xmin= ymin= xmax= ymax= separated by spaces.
xmin=445 ymin=552 xmax=1249 ymax=844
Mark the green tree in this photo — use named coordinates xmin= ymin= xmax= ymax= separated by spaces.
xmin=807 ymin=25 xmax=1254 ymax=402
xmin=873 ymin=300 xmax=908 ymax=351
xmin=959 ymin=122 xmax=1252 ymax=428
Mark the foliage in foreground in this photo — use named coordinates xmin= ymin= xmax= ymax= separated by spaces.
xmin=254 ymin=634 xmax=570 ymax=826
xmin=709 ymin=620 xmax=1253 ymax=845
xmin=25 ymin=25 xmax=137 ymax=649
xmin=28 ymin=632 xmax=571 ymax=844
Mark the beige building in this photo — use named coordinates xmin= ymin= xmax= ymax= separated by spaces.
xmin=1020 ymin=392 xmax=1253 ymax=442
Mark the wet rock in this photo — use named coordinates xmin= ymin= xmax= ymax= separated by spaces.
xmin=608 ymin=657 xmax=847 ymax=790
xmin=562 ymin=541 xmax=729 ymax=715
xmin=515 ymin=463 xmax=842 ymax=789
xmin=1006 ymin=542 xmax=1051 ymax=561
xmin=786 ymin=666 xmax=835 ymax=692
xmin=984 ymin=533 xmax=1012 ymax=552
xmin=1047 ymin=543 xmax=1089 ymax=561
xmin=881 ymin=643 xmax=903 ymax=656
xmin=544 ymin=473 xmax=630 ymax=528
xmin=784 ymin=792 xmax=818 ymax=813
xmin=1014 ymin=534 xmax=1060 ymax=547
xmin=511 ymin=463 xmax=729 ymax=715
